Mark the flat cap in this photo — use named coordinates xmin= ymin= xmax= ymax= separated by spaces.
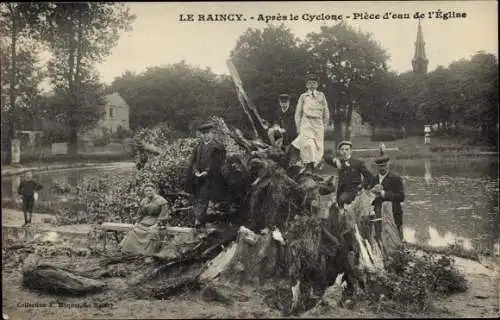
xmin=305 ymin=73 xmax=319 ymax=81
xmin=279 ymin=93 xmax=290 ymax=100
xmin=198 ymin=121 xmax=216 ymax=132
xmin=337 ymin=140 xmax=353 ymax=149
xmin=374 ymin=156 xmax=390 ymax=165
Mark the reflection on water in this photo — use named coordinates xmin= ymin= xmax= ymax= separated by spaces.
xmin=1 ymin=163 xmax=136 ymax=211
xmin=1 ymin=158 xmax=499 ymax=253
xmin=424 ymin=158 xmax=432 ymax=185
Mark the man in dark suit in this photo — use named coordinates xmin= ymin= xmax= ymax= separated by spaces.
xmin=273 ymin=93 xmax=297 ymax=146
xmin=184 ymin=122 xmax=227 ymax=228
xmin=370 ymin=155 xmax=405 ymax=239
xmin=324 ymin=140 xmax=374 ymax=208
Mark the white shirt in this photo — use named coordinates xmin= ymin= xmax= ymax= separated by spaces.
xmin=378 ymin=172 xmax=389 ymax=184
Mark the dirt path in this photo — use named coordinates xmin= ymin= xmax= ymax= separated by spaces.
xmin=1 ymin=209 xmax=91 ymax=234
xmin=2 ymin=208 xmax=499 ymax=319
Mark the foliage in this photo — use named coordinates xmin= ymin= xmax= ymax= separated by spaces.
xmin=0 ymin=2 xmax=49 ymax=159
xmin=364 ymin=247 xmax=468 ymax=312
xmin=230 ymin=24 xmax=309 ymax=123
xmin=109 ymin=63 xmax=242 ymax=133
xmin=38 ymin=3 xmax=135 ymax=152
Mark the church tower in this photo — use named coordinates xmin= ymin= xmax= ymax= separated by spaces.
xmin=412 ymin=20 xmax=428 ymax=74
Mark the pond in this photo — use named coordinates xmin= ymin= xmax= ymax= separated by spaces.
xmin=2 ymin=157 xmax=499 ymax=254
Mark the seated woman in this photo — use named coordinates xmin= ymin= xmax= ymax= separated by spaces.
xmin=120 ymin=182 xmax=170 ymax=255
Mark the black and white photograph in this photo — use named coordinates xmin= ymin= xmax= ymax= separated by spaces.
xmin=1 ymin=1 xmax=498 ymax=318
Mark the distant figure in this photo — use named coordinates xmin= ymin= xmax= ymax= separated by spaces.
xmin=17 ymin=171 xmax=43 ymax=226
xmin=370 ymin=156 xmax=405 ymax=239
xmin=185 ymin=121 xmax=227 ymax=229
xmin=135 ymin=144 xmax=148 ymax=171
xmin=292 ymin=74 xmax=330 ymax=174
xmin=120 ymin=182 xmax=170 ymax=255
xmin=324 ymin=140 xmax=374 ymax=208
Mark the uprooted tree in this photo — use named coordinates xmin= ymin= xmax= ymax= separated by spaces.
xmin=18 ymin=59 xmax=468 ymax=315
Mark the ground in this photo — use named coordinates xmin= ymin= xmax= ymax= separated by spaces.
xmin=2 ymin=209 xmax=499 ymax=319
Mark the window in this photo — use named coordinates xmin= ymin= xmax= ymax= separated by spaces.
xmin=109 ymin=107 xmax=114 ymax=119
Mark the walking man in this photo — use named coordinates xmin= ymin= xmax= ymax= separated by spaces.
xmin=17 ymin=171 xmax=43 ymax=225
xmin=292 ymin=74 xmax=330 ymax=174
xmin=324 ymin=140 xmax=374 ymax=208
xmin=184 ymin=122 xmax=227 ymax=229
xmin=370 ymin=155 xmax=405 ymax=239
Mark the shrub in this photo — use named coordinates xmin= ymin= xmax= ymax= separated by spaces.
xmin=364 ymin=247 xmax=468 ymax=312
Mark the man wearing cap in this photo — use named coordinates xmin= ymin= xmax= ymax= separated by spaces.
xmin=272 ymin=93 xmax=297 ymax=146
xmin=292 ymin=74 xmax=330 ymax=173
xmin=324 ymin=140 xmax=374 ymax=208
xmin=185 ymin=121 xmax=227 ymax=228
xmin=370 ymin=156 xmax=405 ymax=239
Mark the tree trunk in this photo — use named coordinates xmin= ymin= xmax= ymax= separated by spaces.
xmin=329 ymin=97 xmax=342 ymax=148
xmin=345 ymin=104 xmax=354 ymax=141
xmin=23 ymin=263 xmax=106 ymax=295
xmin=7 ymin=3 xmax=18 ymax=164
xmin=67 ymin=16 xmax=78 ymax=156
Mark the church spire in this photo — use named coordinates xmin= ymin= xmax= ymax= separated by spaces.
xmin=412 ymin=19 xmax=428 ymax=74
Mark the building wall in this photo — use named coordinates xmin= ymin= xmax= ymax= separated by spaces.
xmin=325 ymin=111 xmax=373 ymax=137
xmin=80 ymin=92 xmax=130 ymax=142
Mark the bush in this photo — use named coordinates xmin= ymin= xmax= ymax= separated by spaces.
xmin=364 ymin=247 xmax=468 ymax=312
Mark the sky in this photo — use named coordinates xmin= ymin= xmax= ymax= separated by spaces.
xmin=69 ymin=1 xmax=500 ymax=85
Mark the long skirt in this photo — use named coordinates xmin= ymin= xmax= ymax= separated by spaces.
xmin=120 ymin=222 xmax=161 ymax=255
xmin=291 ymin=116 xmax=325 ymax=166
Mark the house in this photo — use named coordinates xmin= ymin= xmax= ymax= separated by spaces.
xmin=80 ymin=92 xmax=130 ymax=143
xmin=325 ymin=110 xmax=373 ymax=137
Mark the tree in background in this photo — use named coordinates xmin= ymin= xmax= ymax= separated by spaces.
xmin=305 ymin=23 xmax=390 ymax=143
xmin=41 ymin=3 xmax=135 ymax=155
xmin=110 ymin=62 xmax=240 ymax=134
xmin=0 ymin=3 xmax=48 ymax=163
xmin=230 ymin=24 xmax=309 ymax=123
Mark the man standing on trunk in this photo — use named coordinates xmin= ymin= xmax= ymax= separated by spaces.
xmin=292 ymin=74 xmax=330 ymax=174
xmin=17 ymin=171 xmax=43 ymax=226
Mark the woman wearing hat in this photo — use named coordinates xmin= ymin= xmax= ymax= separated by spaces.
xmin=120 ymin=182 xmax=170 ymax=255
xmin=291 ymin=74 xmax=330 ymax=173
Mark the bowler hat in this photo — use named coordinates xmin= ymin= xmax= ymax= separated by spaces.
xmin=198 ymin=121 xmax=215 ymax=132
xmin=374 ymin=156 xmax=390 ymax=166
xmin=337 ymin=140 xmax=353 ymax=149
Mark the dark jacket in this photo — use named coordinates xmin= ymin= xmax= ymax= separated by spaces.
xmin=324 ymin=156 xmax=374 ymax=195
xmin=371 ymin=171 xmax=405 ymax=225
xmin=18 ymin=179 xmax=43 ymax=197
xmin=184 ymin=140 xmax=226 ymax=198
xmin=273 ymin=106 xmax=297 ymax=146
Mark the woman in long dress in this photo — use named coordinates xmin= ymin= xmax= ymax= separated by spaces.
xmin=120 ymin=182 xmax=170 ymax=255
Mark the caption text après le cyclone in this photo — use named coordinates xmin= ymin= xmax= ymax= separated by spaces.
xmin=179 ymin=11 xmax=467 ymax=23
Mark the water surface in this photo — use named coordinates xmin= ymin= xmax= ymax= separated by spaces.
xmin=2 ymin=157 xmax=498 ymax=254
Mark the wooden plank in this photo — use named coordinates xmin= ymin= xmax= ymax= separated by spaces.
xmin=101 ymin=222 xmax=134 ymax=232
xmin=101 ymin=222 xmax=215 ymax=234
xmin=353 ymin=147 xmax=400 ymax=152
